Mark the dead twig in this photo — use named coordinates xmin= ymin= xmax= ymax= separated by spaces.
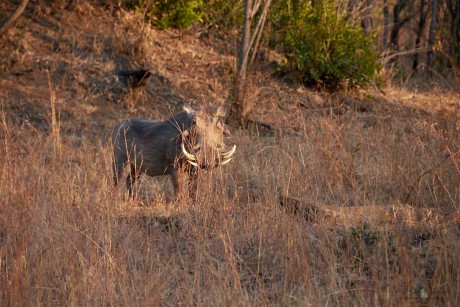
xmin=242 ymin=118 xmax=301 ymax=137
xmin=404 ymin=153 xmax=454 ymax=203
xmin=0 ymin=0 xmax=29 ymax=38
xmin=278 ymin=193 xmax=320 ymax=222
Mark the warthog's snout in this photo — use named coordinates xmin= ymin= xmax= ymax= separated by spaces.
xmin=181 ymin=142 xmax=236 ymax=169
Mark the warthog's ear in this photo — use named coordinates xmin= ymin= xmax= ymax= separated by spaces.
xmin=183 ymin=104 xmax=196 ymax=115
xmin=214 ymin=103 xmax=227 ymax=118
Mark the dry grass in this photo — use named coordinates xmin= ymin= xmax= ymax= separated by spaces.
xmin=1 ymin=2 xmax=459 ymax=306
xmin=1 ymin=94 xmax=458 ymax=305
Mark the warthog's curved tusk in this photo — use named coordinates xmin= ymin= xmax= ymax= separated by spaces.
xmin=219 ymin=157 xmax=233 ymax=166
xmin=221 ymin=145 xmax=236 ymax=159
xmin=181 ymin=142 xmax=197 ymax=161
xmin=187 ymin=160 xmax=199 ymax=167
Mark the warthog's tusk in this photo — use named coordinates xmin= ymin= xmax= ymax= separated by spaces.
xmin=187 ymin=160 xmax=199 ymax=167
xmin=221 ymin=145 xmax=236 ymax=159
xmin=181 ymin=142 xmax=197 ymax=161
xmin=219 ymin=157 xmax=233 ymax=166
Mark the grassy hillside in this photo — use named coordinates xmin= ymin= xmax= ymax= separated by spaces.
xmin=1 ymin=2 xmax=459 ymax=305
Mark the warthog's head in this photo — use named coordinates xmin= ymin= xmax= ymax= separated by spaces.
xmin=180 ymin=105 xmax=236 ymax=170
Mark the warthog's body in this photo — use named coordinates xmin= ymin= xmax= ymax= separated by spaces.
xmin=112 ymin=105 xmax=235 ymax=197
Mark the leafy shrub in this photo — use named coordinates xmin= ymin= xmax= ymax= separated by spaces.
xmin=270 ymin=0 xmax=379 ymax=88
xmin=133 ymin=0 xmax=203 ymax=29
xmin=133 ymin=0 xmax=242 ymax=30
xmin=200 ymin=0 xmax=243 ymax=30
xmin=351 ymin=224 xmax=381 ymax=247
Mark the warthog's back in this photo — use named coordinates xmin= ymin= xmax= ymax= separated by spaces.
xmin=112 ymin=118 xmax=178 ymax=177
xmin=112 ymin=119 xmax=162 ymax=144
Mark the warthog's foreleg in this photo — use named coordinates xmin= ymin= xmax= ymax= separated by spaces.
xmin=187 ymin=167 xmax=198 ymax=200
xmin=170 ymin=169 xmax=179 ymax=196
xmin=113 ymin=165 xmax=120 ymax=187
xmin=170 ymin=166 xmax=198 ymax=200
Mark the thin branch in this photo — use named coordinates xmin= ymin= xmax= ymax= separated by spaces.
xmin=142 ymin=0 xmax=155 ymax=19
xmin=252 ymin=0 xmax=261 ymax=17
xmin=242 ymin=0 xmax=272 ymax=70
xmin=383 ymin=47 xmax=430 ymax=62
xmin=404 ymin=153 xmax=453 ymax=203
xmin=249 ymin=1 xmax=270 ymax=68
xmin=0 ymin=0 xmax=29 ymax=38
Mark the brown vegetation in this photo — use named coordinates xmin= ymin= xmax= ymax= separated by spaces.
xmin=0 ymin=2 xmax=459 ymax=305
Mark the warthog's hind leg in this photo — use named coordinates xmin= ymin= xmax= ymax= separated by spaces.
xmin=170 ymin=169 xmax=179 ymax=198
xmin=126 ymin=164 xmax=139 ymax=197
xmin=112 ymin=155 xmax=126 ymax=187
xmin=170 ymin=168 xmax=197 ymax=201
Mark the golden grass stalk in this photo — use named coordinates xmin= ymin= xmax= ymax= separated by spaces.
xmin=47 ymin=71 xmax=62 ymax=158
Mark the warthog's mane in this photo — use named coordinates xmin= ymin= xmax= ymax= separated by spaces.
xmin=166 ymin=110 xmax=195 ymax=129
xmin=132 ymin=110 xmax=195 ymax=140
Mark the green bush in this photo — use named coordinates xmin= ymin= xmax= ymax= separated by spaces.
xmin=133 ymin=0 xmax=242 ymax=30
xmin=200 ymin=0 xmax=243 ymax=29
xmin=134 ymin=0 xmax=203 ymax=29
xmin=270 ymin=0 xmax=379 ymax=88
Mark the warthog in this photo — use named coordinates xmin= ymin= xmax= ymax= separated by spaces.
xmin=112 ymin=105 xmax=236 ymax=197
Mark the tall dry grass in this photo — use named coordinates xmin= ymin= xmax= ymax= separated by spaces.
xmin=0 ymin=86 xmax=458 ymax=306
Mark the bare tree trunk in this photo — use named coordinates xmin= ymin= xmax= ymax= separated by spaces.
xmin=361 ymin=0 xmax=374 ymax=36
xmin=383 ymin=0 xmax=389 ymax=50
xmin=389 ymin=0 xmax=415 ymax=65
xmin=238 ymin=0 xmax=252 ymax=74
xmin=456 ymin=0 xmax=460 ymax=38
xmin=454 ymin=0 xmax=460 ymax=64
xmin=427 ymin=0 xmax=438 ymax=70
xmin=230 ymin=0 xmax=253 ymax=125
xmin=230 ymin=0 xmax=272 ymax=126
xmin=413 ymin=0 xmax=428 ymax=72
xmin=390 ymin=0 xmax=405 ymax=60
xmin=0 ymin=0 xmax=29 ymax=37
